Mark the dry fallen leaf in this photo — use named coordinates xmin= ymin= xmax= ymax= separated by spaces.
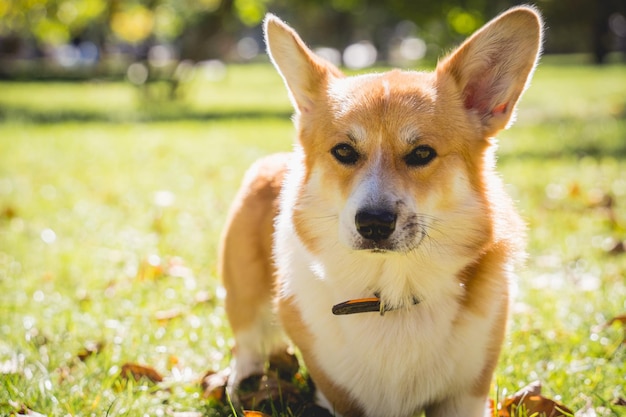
xmin=237 ymin=372 xmax=307 ymax=415
xmin=9 ymin=400 xmax=46 ymax=417
xmin=499 ymin=381 xmax=573 ymax=417
xmin=136 ymin=256 xmax=164 ymax=281
xmin=243 ymin=411 xmax=271 ymax=417
xmin=77 ymin=341 xmax=105 ymax=362
xmin=567 ymin=182 xmax=581 ymax=198
xmin=268 ymin=349 xmax=299 ymax=380
xmin=201 ymin=356 xmax=332 ymax=417
xmin=605 ymin=314 xmax=626 ymax=328
xmin=168 ymin=354 xmax=179 ymax=369
xmin=120 ymin=362 xmax=163 ymax=383
xmin=201 ymin=368 xmax=229 ymax=402
xmin=2 ymin=205 xmax=17 ymax=219
xmin=607 ymin=241 xmax=626 ymax=255
xmin=601 ymin=313 xmax=626 ymax=345
xmin=194 ymin=290 xmax=212 ymax=304
xmin=613 ymin=397 xmax=626 ymax=406
xmin=154 ymin=307 xmax=184 ymax=324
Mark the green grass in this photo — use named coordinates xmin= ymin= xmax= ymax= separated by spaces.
xmin=0 ymin=60 xmax=625 ymax=416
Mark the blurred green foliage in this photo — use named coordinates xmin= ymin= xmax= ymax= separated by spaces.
xmin=0 ymin=0 xmax=224 ymax=44
xmin=0 ymin=0 xmax=624 ymax=60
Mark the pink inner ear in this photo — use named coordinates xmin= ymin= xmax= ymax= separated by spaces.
xmin=492 ymin=102 xmax=508 ymax=115
xmin=463 ymin=81 xmax=492 ymax=115
xmin=463 ymin=83 xmax=509 ymax=118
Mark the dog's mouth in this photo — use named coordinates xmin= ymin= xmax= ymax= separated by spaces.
xmin=351 ymin=209 xmax=426 ymax=253
xmin=357 ymin=240 xmax=396 ymax=253
xmin=353 ymin=228 xmax=426 ymax=254
xmin=353 ymin=236 xmax=418 ymax=254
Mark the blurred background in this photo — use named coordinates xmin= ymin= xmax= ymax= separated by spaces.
xmin=1 ymin=0 xmax=625 ymax=84
xmin=1 ymin=2 xmax=625 ymax=416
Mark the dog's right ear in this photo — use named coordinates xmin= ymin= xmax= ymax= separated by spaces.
xmin=264 ymin=14 xmax=343 ymax=115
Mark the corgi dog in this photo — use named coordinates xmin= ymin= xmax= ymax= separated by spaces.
xmin=219 ymin=6 xmax=542 ymax=417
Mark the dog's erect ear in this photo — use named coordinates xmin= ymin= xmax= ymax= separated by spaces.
xmin=437 ymin=6 xmax=543 ymax=137
xmin=264 ymin=14 xmax=343 ymax=114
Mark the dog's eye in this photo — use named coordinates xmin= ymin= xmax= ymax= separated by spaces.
xmin=331 ymin=143 xmax=360 ymax=165
xmin=405 ymin=145 xmax=437 ymax=167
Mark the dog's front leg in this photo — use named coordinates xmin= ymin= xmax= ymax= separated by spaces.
xmin=219 ymin=154 xmax=290 ymax=396
xmin=227 ymin=310 xmax=287 ymax=390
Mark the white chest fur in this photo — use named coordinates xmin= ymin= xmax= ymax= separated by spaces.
xmin=276 ymin=218 xmax=499 ymax=417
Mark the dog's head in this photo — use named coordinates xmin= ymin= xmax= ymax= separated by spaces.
xmin=265 ymin=8 xmax=542 ymax=257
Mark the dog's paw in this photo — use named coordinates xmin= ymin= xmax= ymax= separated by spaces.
xmin=228 ymin=356 xmax=264 ymax=383
xmin=201 ymin=367 xmax=265 ymax=406
xmin=225 ymin=354 xmax=265 ymax=400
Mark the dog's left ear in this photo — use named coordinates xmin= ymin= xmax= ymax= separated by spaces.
xmin=437 ymin=6 xmax=543 ymax=137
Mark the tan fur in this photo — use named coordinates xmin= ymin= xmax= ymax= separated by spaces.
xmin=220 ymin=6 xmax=543 ymax=417
xmin=219 ymin=153 xmax=288 ymax=333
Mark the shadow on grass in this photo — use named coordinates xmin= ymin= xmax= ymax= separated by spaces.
xmin=499 ymin=111 xmax=626 ymax=160
xmin=499 ymin=145 xmax=626 ymax=161
xmin=3 ymin=102 xmax=626 ymax=160
xmin=0 ymin=104 xmax=293 ymax=124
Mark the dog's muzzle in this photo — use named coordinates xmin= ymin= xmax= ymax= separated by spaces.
xmin=355 ymin=209 xmax=397 ymax=242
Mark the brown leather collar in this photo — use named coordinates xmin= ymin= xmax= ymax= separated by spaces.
xmin=332 ymin=295 xmax=420 ymax=316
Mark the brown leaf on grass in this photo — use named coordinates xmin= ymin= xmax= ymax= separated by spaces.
xmin=200 ymin=364 xmax=333 ymax=417
xmin=8 ymin=400 xmax=46 ymax=417
xmin=168 ymin=354 xmax=179 ymax=369
xmin=238 ymin=373 xmax=304 ymax=411
xmin=567 ymin=182 xmax=581 ymax=198
xmin=243 ymin=411 xmax=272 ymax=417
xmin=200 ymin=348 xmax=329 ymax=417
xmin=499 ymin=381 xmax=573 ymax=417
xmin=194 ymin=290 xmax=212 ymax=305
xmin=57 ymin=341 xmax=105 ymax=384
xmin=2 ymin=205 xmax=17 ymax=219
xmin=155 ymin=292 xmax=214 ymax=325
xmin=600 ymin=313 xmax=626 ymax=345
xmin=24 ymin=327 xmax=48 ymax=347
xmin=154 ymin=307 xmax=184 ymax=324
xmin=120 ymin=362 xmax=163 ymax=383
xmin=613 ymin=397 xmax=626 ymax=406
xmin=604 ymin=240 xmax=626 ymax=255
xmin=605 ymin=314 xmax=626 ymax=328
xmin=268 ymin=349 xmax=300 ymax=381
xmin=77 ymin=341 xmax=105 ymax=362
xmin=587 ymin=190 xmax=619 ymax=228
xmin=201 ymin=368 xmax=229 ymax=402
xmin=136 ymin=256 xmax=164 ymax=281
xmin=57 ymin=365 xmax=73 ymax=384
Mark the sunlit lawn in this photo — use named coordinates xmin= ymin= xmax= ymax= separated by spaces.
xmin=0 ymin=59 xmax=625 ymax=416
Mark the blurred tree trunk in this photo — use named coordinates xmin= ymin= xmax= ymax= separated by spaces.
xmin=592 ymin=0 xmax=612 ymax=64
xmin=178 ymin=0 xmax=239 ymax=61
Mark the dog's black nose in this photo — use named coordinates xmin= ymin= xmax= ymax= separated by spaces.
xmin=355 ymin=209 xmax=397 ymax=242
